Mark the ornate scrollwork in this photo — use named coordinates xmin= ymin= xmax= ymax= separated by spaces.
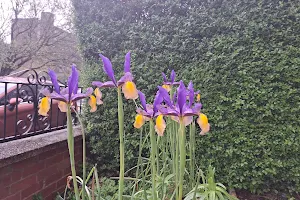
xmin=26 ymin=69 xmax=49 ymax=85
xmin=1 ymin=68 xmax=71 ymax=141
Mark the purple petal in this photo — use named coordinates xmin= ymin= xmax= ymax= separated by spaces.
xmin=60 ymin=87 xmax=69 ymax=95
xmin=188 ymin=81 xmax=194 ymax=107
xmin=145 ymin=105 xmax=154 ymax=117
xmin=193 ymin=103 xmax=202 ymax=114
xmin=158 ymin=86 xmax=173 ymax=108
xmin=138 ymin=91 xmax=147 ymax=111
xmin=153 ymin=91 xmax=163 ymax=114
xmin=92 ymin=81 xmax=103 ymax=87
xmin=92 ymin=81 xmax=116 ymax=88
xmin=183 ymin=106 xmax=197 ymax=116
xmin=74 ymin=82 xmax=78 ymax=94
xmin=158 ymin=105 xmax=178 ymax=116
xmin=49 ymin=92 xmax=67 ymax=102
xmin=117 ymin=72 xmax=133 ymax=86
xmin=162 ymin=72 xmax=167 ymax=82
xmin=163 ymin=81 xmax=173 ymax=85
xmin=170 ymin=70 xmax=176 ymax=83
xmin=49 ymin=69 xmax=60 ymax=94
xmin=100 ymin=54 xmax=117 ymax=85
xmin=124 ymin=52 xmax=131 ymax=73
xmin=70 ymin=93 xmax=87 ymax=102
xmin=71 ymin=87 xmax=93 ymax=102
xmin=40 ymin=88 xmax=51 ymax=96
xmin=136 ymin=108 xmax=152 ymax=118
xmin=177 ymin=81 xmax=187 ymax=114
xmin=68 ymin=65 xmax=79 ymax=97
xmin=85 ymin=87 xmax=93 ymax=95
xmin=188 ymin=81 xmax=193 ymax=91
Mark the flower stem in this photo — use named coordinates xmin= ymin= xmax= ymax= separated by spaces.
xmin=189 ymin=122 xmax=196 ymax=189
xmin=178 ymin=118 xmax=186 ymax=200
xmin=74 ymin=110 xmax=86 ymax=200
xmin=66 ymin=105 xmax=80 ymax=200
xmin=117 ymin=87 xmax=125 ymax=200
xmin=175 ymin=121 xmax=179 ymax=199
xmin=149 ymin=120 xmax=157 ymax=200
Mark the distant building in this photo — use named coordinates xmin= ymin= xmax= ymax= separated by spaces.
xmin=10 ymin=12 xmax=81 ymax=80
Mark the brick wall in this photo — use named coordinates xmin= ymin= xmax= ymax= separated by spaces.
xmin=0 ymin=129 xmax=82 ymax=200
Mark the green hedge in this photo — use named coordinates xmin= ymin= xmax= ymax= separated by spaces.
xmin=72 ymin=0 xmax=300 ymax=194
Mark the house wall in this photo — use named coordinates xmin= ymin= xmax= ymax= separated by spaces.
xmin=10 ymin=12 xmax=82 ymax=80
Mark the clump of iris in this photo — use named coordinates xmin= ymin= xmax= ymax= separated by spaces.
xmin=38 ymin=65 xmax=102 ymax=116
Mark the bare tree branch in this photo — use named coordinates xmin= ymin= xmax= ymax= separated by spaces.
xmin=0 ymin=0 xmax=80 ymax=78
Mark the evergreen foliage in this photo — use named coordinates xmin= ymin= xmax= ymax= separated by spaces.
xmin=72 ymin=0 xmax=300 ymax=194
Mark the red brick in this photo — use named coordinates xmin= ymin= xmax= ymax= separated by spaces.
xmin=0 ymin=166 xmax=12 ymax=178
xmin=3 ymin=192 xmax=21 ymax=200
xmin=36 ymin=164 xmax=58 ymax=182
xmin=38 ymin=150 xmax=57 ymax=161
xmin=62 ymin=150 xmax=70 ymax=159
xmin=57 ymin=157 xmax=71 ymax=168
xmin=22 ymin=161 xmax=45 ymax=178
xmin=75 ymin=146 xmax=82 ymax=155
xmin=63 ymin=165 xmax=71 ymax=176
xmin=0 ymin=186 xmax=11 ymax=198
xmin=55 ymin=145 xmax=69 ymax=154
xmin=40 ymin=182 xmax=56 ymax=199
xmin=11 ymin=170 xmax=22 ymax=183
xmin=44 ymin=171 xmax=63 ymax=185
xmin=10 ymin=175 xmax=37 ymax=193
xmin=0 ymin=173 xmax=11 ymax=185
xmin=44 ymin=154 xmax=64 ymax=167
xmin=12 ymin=157 xmax=38 ymax=171
xmin=21 ymin=182 xmax=43 ymax=199
xmin=74 ymin=153 xmax=82 ymax=163
xmin=56 ymin=176 xmax=67 ymax=190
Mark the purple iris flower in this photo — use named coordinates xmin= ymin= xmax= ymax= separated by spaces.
xmin=92 ymin=52 xmax=138 ymax=99
xmin=162 ymin=70 xmax=179 ymax=86
xmin=187 ymin=81 xmax=201 ymax=103
xmin=158 ymin=81 xmax=202 ymax=126
xmin=134 ymin=90 xmax=168 ymax=136
xmin=43 ymin=65 xmax=93 ymax=103
xmin=161 ymin=70 xmax=180 ymax=92
xmin=38 ymin=65 xmax=94 ymax=116
xmin=136 ymin=90 xmax=164 ymax=118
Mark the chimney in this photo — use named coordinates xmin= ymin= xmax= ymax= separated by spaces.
xmin=40 ymin=12 xmax=55 ymax=27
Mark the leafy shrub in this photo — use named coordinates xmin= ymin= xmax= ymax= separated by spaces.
xmin=72 ymin=0 xmax=300 ymax=194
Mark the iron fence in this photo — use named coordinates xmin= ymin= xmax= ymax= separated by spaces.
xmin=0 ymin=69 xmax=82 ymax=143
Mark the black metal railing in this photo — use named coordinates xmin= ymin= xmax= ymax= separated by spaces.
xmin=0 ymin=69 xmax=82 ymax=143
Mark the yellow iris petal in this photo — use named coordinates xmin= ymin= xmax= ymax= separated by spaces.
xmin=155 ymin=115 xmax=166 ymax=136
xmin=89 ymin=95 xmax=97 ymax=112
xmin=197 ymin=113 xmax=210 ymax=135
xmin=134 ymin=114 xmax=145 ymax=129
xmin=162 ymin=84 xmax=171 ymax=92
xmin=94 ymin=88 xmax=103 ymax=105
xmin=196 ymin=94 xmax=201 ymax=102
xmin=58 ymin=101 xmax=68 ymax=112
xmin=122 ymin=81 xmax=138 ymax=100
xmin=38 ymin=97 xmax=50 ymax=116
